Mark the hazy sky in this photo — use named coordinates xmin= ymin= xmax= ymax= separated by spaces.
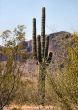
xmin=0 ymin=0 xmax=78 ymax=40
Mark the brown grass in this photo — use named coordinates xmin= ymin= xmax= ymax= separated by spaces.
xmin=3 ymin=104 xmax=60 ymax=110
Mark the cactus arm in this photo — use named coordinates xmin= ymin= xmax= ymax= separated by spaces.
xmin=37 ymin=35 xmax=42 ymax=62
xmin=41 ymin=7 xmax=46 ymax=58
xmin=32 ymin=18 xmax=37 ymax=59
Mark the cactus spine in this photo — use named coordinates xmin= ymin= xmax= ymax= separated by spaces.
xmin=32 ymin=18 xmax=37 ymax=59
xmin=41 ymin=7 xmax=45 ymax=58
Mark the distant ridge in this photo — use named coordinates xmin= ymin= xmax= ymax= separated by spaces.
xmin=48 ymin=31 xmax=71 ymax=38
xmin=0 ymin=31 xmax=71 ymax=61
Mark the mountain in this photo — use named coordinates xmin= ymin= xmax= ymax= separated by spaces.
xmin=25 ymin=31 xmax=71 ymax=62
xmin=48 ymin=31 xmax=71 ymax=62
xmin=0 ymin=31 xmax=71 ymax=61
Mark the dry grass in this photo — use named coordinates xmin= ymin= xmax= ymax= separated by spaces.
xmin=3 ymin=104 xmax=60 ymax=110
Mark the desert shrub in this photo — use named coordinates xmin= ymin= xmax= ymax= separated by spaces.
xmin=47 ymin=33 xmax=78 ymax=110
xmin=11 ymin=107 xmax=21 ymax=110
xmin=0 ymin=25 xmax=26 ymax=109
xmin=45 ymin=77 xmax=59 ymax=106
xmin=14 ymin=78 xmax=38 ymax=105
xmin=0 ymin=56 xmax=20 ymax=109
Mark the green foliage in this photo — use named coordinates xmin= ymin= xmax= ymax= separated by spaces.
xmin=0 ymin=25 xmax=26 ymax=109
xmin=14 ymin=25 xmax=26 ymax=44
xmin=0 ymin=25 xmax=27 ymax=61
xmin=48 ymin=33 xmax=78 ymax=110
xmin=0 ymin=58 xmax=20 ymax=109
xmin=1 ymin=25 xmax=26 ymax=48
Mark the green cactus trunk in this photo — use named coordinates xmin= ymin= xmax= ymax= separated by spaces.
xmin=37 ymin=35 xmax=42 ymax=62
xmin=38 ymin=62 xmax=46 ymax=106
xmin=32 ymin=18 xmax=37 ymax=59
xmin=45 ymin=36 xmax=49 ymax=58
xmin=41 ymin=7 xmax=45 ymax=58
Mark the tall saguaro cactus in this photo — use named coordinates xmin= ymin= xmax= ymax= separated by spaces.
xmin=41 ymin=7 xmax=45 ymax=58
xmin=32 ymin=7 xmax=52 ymax=106
xmin=32 ymin=18 xmax=37 ymax=59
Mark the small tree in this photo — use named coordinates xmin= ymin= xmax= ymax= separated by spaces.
xmin=0 ymin=25 xmax=26 ymax=109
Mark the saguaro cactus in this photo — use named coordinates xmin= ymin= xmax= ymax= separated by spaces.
xmin=41 ymin=7 xmax=45 ymax=58
xmin=32 ymin=18 xmax=37 ymax=59
xmin=32 ymin=7 xmax=52 ymax=106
